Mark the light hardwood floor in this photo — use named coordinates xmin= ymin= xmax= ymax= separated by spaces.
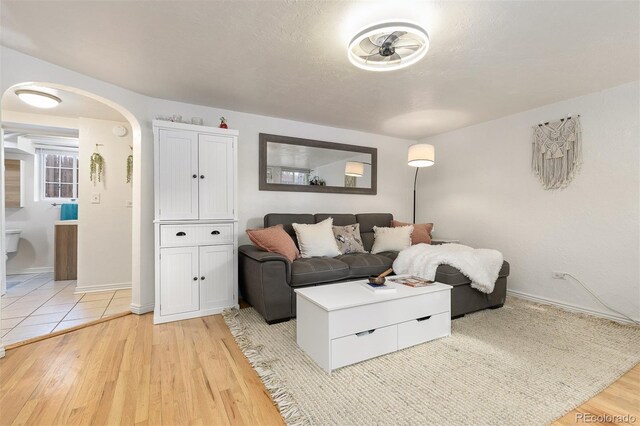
xmin=0 ymin=313 xmax=283 ymax=426
xmin=0 ymin=312 xmax=637 ymax=426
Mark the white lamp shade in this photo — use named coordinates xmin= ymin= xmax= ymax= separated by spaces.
xmin=408 ymin=144 xmax=435 ymax=167
xmin=345 ymin=161 xmax=365 ymax=177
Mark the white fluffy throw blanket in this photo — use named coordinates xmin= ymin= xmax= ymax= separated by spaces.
xmin=393 ymin=244 xmax=504 ymax=293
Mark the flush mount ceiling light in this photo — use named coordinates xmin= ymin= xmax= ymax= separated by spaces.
xmin=15 ymin=89 xmax=62 ymax=109
xmin=348 ymin=21 xmax=429 ymax=72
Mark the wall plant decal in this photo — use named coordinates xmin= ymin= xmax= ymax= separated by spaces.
xmin=126 ymin=146 xmax=133 ymax=183
xmin=90 ymin=144 xmax=105 ymax=183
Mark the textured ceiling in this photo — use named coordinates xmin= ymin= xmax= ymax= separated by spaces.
xmin=1 ymin=1 xmax=638 ymax=138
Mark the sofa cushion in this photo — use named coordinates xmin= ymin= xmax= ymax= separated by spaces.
xmin=392 ymin=220 xmax=433 ymax=245
xmin=332 ymin=224 xmax=366 ymax=254
xmin=293 ymin=218 xmax=341 ymax=258
xmin=315 ymin=213 xmax=357 ymax=226
xmin=371 ymin=225 xmax=413 ymax=254
xmin=264 ymin=213 xmax=314 ymax=246
xmin=435 ymin=261 xmax=511 ymax=286
xmin=356 ymin=213 xmax=394 ymax=252
xmin=246 ymin=224 xmax=300 ymax=261
xmin=290 ymin=257 xmax=350 ymax=287
xmin=337 ymin=253 xmax=393 ymax=277
xmin=375 ymin=251 xmax=399 ymax=262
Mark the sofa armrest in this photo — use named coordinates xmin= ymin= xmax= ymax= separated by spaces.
xmin=239 ymin=244 xmax=294 ymax=323
xmin=239 ymin=244 xmax=291 ymax=264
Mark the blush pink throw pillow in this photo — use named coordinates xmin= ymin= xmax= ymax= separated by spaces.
xmin=246 ymin=224 xmax=300 ymax=262
xmin=391 ymin=220 xmax=434 ymax=245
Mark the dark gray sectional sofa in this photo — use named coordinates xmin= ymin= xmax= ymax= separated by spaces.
xmin=239 ymin=213 xmax=510 ymax=323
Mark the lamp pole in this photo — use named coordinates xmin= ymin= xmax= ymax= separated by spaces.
xmin=413 ymin=167 xmax=419 ymax=224
xmin=407 ymin=143 xmax=435 ymax=225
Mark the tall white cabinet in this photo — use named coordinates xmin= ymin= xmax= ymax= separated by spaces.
xmin=153 ymin=120 xmax=238 ymax=324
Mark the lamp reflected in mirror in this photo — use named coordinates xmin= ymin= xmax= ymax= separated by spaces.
xmin=345 ymin=161 xmax=367 ymax=177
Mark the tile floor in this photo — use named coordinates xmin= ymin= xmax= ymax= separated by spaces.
xmin=1 ymin=273 xmax=131 ymax=346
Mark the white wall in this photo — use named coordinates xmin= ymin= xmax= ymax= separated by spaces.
xmin=76 ymin=118 xmax=132 ymax=292
xmin=418 ymin=81 xmax=640 ymax=322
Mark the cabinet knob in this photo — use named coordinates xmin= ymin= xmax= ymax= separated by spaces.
xmin=201 ymin=276 xmax=205 ymax=281
xmin=200 ymin=175 xmax=205 ymax=179
xmin=176 ymin=231 xmax=186 ymax=237
xmin=192 ymin=174 xmax=197 ymax=179
xmin=211 ymin=230 xmax=220 ymax=235
xmin=193 ymin=277 xmax=198 ymax=281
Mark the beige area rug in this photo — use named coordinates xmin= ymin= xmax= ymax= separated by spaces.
xmin=223 ymin=298 xmax=640 ymax=426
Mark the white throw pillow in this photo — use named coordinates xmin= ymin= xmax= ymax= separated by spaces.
xmin=292 ymin=218 xmax=341 ymax=258
xmin=370 ymin=225 xmax=413 ymax=254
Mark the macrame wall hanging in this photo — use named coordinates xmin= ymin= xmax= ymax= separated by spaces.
xmin=531 ymin=115 xmax=582 ymax=190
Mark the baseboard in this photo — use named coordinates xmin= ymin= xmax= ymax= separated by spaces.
xmin=75 ymin=282 xmax=132 ymax=294
xmin=130 ymin=302 xmax=154 ymax=315
xmin=0 ymin=346 xmax=5 ymax=358
xmin=6 ymin=266 xmax=53 ymax=275
xmin=507 ymin=289 xmax=638 ymax=325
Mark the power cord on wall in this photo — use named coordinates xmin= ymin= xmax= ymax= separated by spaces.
xmin=562 ymin=272 xmax=640 ymax=325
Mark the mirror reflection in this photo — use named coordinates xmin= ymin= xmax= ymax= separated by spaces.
xmin=259 ymin=134 xmax=377 ymax=195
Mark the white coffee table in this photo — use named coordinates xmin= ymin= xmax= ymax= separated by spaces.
xmin=295 ymin=278 xmax=452 ymax=373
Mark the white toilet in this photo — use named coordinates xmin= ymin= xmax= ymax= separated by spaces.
xmin=5 ymin=229 xmax=22 ymax=253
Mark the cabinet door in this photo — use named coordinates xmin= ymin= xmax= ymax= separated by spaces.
xmin=160 ymin=246 xmax=199 ymax=316
xmin=157 ymin=129 xmax=199 ymax=219
xmin=199 ymin=245 xmax=234 ymax=310
xmin=198 ymin=134 xmax=234 ymax=219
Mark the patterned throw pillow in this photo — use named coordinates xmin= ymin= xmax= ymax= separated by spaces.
xmin=332 ymin=224 xmax=366 ymax=254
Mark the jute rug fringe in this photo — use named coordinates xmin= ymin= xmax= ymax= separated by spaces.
xmin=223 ymin=308 xmax=309 ymax=426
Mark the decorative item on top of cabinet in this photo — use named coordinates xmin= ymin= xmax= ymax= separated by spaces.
xmin=152 ymin=120 xmax=239 ymax=324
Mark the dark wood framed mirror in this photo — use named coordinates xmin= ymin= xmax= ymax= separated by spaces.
xmin=259 ymin=133 xmax=377 ymax=195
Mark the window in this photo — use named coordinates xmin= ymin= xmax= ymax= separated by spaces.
xmin=40 ymin=149 xmax=79 ymax=200
xmin=280 ymin=169 xmax=309 ymax=185
xmin=266 ymin=166 xmax=310 ymax=185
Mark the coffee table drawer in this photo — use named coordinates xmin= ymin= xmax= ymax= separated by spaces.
xmin=398 ymin=311 xmax=450 ymax=350
xmin=331 ymin=324 xmax=397 ymax=369
xmin=329 ymin=290 xmax=450 ymax=339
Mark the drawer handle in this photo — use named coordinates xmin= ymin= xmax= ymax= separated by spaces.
xmin=356 ymin=329 xmax=376 ymax=337
xmin=192 ymin=174 xmax=197 ymax=179
xmin=176 ymin=231 xmax=186 ymax=237
xmin=193 ymin=277 xmax=198 ymax=281
xmin=211 ymin=230 xmax=220 ymax=235
xmin=201 ymin=276 xmax=205 ymax=281
xmin=417 ymin=315 xmax=432 ymax=322
xmin=200 ymin=175 xmax=205 ymax=179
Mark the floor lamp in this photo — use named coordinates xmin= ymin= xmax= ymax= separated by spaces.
xmin=408 ymin=144 xmax=435 ymax=224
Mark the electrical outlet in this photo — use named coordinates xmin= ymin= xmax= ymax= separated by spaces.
xmin=552 ymin=271 xmax=566 ymax=279
xmin=91 ymin=193 xmax=101 ymax=204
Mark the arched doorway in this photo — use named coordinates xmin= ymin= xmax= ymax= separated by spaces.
xmin=1 ymin=82 xmax=143 ymax=345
